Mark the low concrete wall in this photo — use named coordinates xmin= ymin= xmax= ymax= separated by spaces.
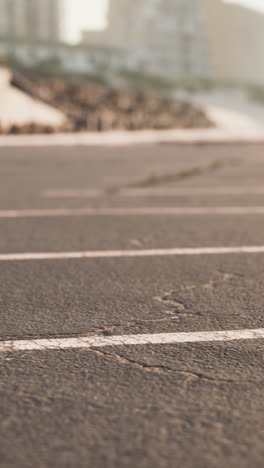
xmin=0 ymin=67 xmax=66 ymax=130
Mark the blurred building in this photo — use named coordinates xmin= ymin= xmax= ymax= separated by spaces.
xmin=202 ymin=0 xmax=264 ymax=85
xmin=1 ymin=0 xmax=264 ymax=85
xmin=83 ymin=0 xmax=264 ymax=86
xmin=0 ymin=0 xmax=60 ymax=41
xmin=0 ymin=0 xmax=125 ymax=75
xmin=82 ymin=0 xmax=212 ymax=80
xmin=0 ymin=0 xmax=62 ymax=66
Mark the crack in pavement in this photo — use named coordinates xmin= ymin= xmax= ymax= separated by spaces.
xmin=0 ymin=312 xmax=181 ymax=342
xmin=155 ymin=272 xmax=240 ymax=317
xmin=92 ymin=348 xmax=240 ymax=384
xmin=0 ymin=318 xmax=176 ymax=343
xmin=94 ymin=315 xmax=181 ymax=336
xmin=106 ymin=158 xmax=241 ymax=193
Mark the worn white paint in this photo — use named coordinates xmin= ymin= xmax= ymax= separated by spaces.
xmin=43 ymin=187 xmax=264 ymax=198
xmin=3 ymin=206 xmax=264 ymax=219
xmin=1 ymin=246 xmax=264 ymax=262
xmin=1 ymin=329 xmax=264 ymax=353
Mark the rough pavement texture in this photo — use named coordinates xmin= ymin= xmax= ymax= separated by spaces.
xmin=0 ymin=143 xmax=263 ymax=467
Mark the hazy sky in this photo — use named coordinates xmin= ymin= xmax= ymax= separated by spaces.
xmin=225 ymin=0 xmax=264 ymax=10
xmin=64 ymin=0 xmax=108 ymax=42
xmin=64 ymin=0 xmax=264 ymax=43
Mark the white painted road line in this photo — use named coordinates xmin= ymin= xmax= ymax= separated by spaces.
xmin=43 ymin=187 xmax=264 ymax=198
xmin=44 ymin=189 xmax=104 ymax=198
xmin=1 ymin=329 xmax=264 ymax=353
xmin=1 ymin=246 xmax=264 ymax=262
xmin=4 ymin=207 xmax=264 ymax=218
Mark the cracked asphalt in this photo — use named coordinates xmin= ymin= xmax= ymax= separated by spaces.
xmin=0 ymin=143 xmax=264 ymax=467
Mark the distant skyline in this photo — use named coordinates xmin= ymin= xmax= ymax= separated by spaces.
xmin=63 ymin=0 xmax=264 ymax=43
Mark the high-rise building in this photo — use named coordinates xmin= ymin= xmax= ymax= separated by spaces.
xmin=202 ymin=0 xmax=264 ymax=84
xmin=0 ymin=0 xmax=60 ymax=41
xmin=82 ymin=0 xmax=212 ymax=80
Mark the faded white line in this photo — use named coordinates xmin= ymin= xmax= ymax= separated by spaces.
xmin=44 ymin=187 xmax=264 ymax=198
xmin=3 ymin=206 xmax=264 ymax=218
xmin=44 ymin=189 xmax=103 ymax=198
xmin=1 ymin=329 xmax=264 ymax=353
xmin=1 ymin=246 xmax=264 ymax=261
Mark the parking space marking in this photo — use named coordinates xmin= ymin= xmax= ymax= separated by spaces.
xmin=43 ymin=187 xmax=264 ymax=198
xmin=1 ymin=246 xmax=264 ymax=261
xmin=1 ymin=329 xmax=264 ymax=353
xmin=3 ymin=207 xmax=264 ymax=218
xmin=44 ymin=189 xmax=103 ymax=198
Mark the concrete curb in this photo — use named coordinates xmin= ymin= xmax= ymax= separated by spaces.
xmin=0 ymin=126 xmax=263 ymax=147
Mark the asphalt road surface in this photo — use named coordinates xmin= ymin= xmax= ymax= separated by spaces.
xmin=0 ymin=142 xmax=264 ymax=468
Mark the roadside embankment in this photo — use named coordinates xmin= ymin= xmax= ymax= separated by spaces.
xmin=0 ymin=68 xmax=66 ymax=133
xmin=0 ymin=68 xmax=212 ymax=135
